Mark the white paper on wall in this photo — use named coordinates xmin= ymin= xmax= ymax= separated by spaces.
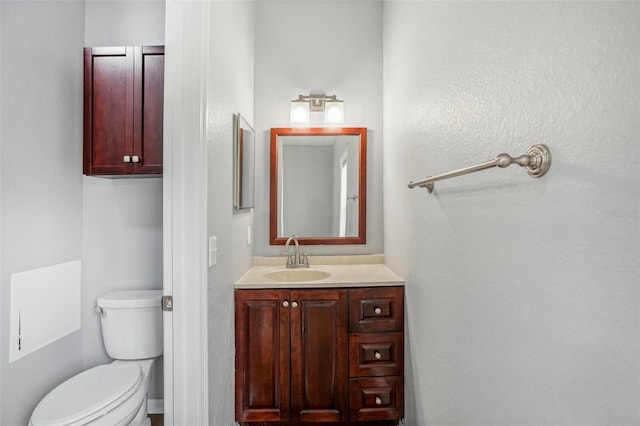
xmin=9 ymin=260 xmax=81 ymax=363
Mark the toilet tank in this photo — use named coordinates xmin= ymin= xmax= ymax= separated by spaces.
xmin=96 ymin=290 xmax=163 ymax=360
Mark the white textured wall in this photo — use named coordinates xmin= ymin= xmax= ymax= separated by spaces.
xmin=0 ymin=2 xmax=85 ymax=424
xmin=254 ymin=0 xmax=383 ymax=256
xmin=383 ymin=2 xmax=639 ymax=424
xmin=207 ymin=2 xmax=255 ymax=423
xmin=83 ymin=0 xmax=165 ymax=398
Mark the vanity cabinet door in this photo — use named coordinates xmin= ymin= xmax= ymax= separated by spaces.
xmin=235 ymin=289 xmax=291 ymax=422
xmin=290 ymin=289 xmax=349 ymax=423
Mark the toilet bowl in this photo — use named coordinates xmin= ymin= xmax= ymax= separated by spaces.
xmin=29 ymin=359 xmax=155 ymax=426
xmin=29 ymin=290 xmax=163 ymax=426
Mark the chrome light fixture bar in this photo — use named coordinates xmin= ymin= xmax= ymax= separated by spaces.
xmin=290 ymin=94 xmax=344 ymax=127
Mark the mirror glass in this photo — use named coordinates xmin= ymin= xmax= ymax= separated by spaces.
xmin=270 ymin=127 xmax=367 ymax=245
xmin=233 ymin=113 xmax=255 ymax=210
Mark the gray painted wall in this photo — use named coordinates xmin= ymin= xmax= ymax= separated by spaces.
xmin=253 ymin=0 xmax=383 ymax=256
xmin=383 ymin=2 xmax=639 ymax=424
xmin=206 ymin=2 xmax=256 ymax=423
xmin=1 ymin=2 xmax=165 ymax=423
xmin=0 ymin=2 xmax=85 ymax=424
xmin=83 ymin=0 xmax=165 ymax=399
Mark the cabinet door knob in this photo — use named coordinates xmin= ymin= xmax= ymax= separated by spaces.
xmin=374 ymin=306 xmax=382 ymax=315
xmin=374 ymin=351 xmax=382 ymax=360
xmin=282 ymin=300 xmax=289 ymax=308
xmin=375 ymin=396 xmax=382 ymax=405
xmin=132 ymin=155 xmax=140 ymax=163
xmin=291 ymin=301 xmax=298 ymax=308
xmin=123 ymin=155 xmax=131 ymax=163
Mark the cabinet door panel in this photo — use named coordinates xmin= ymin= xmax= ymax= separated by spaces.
xmin=290 ymin=289 xmax=348 ymax=423
xmin=84 ymin=47 xmax=134 ymax=175
xmin=133 ymin=46 xmax=164 ymax=174
xmin=235 ymin=289 xmax=290 ymax=422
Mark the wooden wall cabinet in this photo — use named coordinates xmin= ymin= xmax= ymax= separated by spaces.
xmin=235 ymin=286 xmax=404 ymax=426
xmin=83 ymin=46 xmax=164 ymax=176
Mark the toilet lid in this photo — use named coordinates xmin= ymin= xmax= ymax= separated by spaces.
xmin=97 ymin=289 xmax=162 ymax=309
xmin=30 ymin=363 xmax=142 ymax=426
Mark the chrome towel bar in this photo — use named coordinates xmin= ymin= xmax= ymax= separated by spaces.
xmin=408 ymin=144 xmax=551 ymax=193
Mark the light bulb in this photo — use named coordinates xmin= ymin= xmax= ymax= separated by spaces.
xmin=290 ymin=100 xmax=310 ymax=127
xmin=324 ymin=100 xmax=344 ymax=126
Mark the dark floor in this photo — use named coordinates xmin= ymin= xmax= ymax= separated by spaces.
xmin=149 ymin=414 xmax=164 ymax=426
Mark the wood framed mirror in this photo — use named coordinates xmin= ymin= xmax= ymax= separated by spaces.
xmin=233 ymin=113 xmax=255 ymax=210
xmin=270 ymin=127 xmax=367 ymax=245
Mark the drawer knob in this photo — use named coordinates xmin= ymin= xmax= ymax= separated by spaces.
xmin=374 ymin=306 xmax=382 ymax=315
xmin=375 ymin=396 xmax=382 ymax=405
xmin=374 ymin=351 xmax=382 ymax=360
xmin=283 ymin=300 xmax=289 ymax=308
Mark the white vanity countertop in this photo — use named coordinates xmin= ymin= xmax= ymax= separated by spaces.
xmin=235 ymin=255 xmax=404 ymax=289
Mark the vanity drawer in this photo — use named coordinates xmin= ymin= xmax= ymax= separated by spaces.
xmin=348 ymin=287 xmax=404 ymax=333
xmin=349 ymin=376 xmax=404 ymax=421
xmin=349 ymin=332 xmax=403 ymax=377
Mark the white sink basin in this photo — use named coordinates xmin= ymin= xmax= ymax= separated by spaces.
xmin=263 ymin=269 xmax=331 ymax=283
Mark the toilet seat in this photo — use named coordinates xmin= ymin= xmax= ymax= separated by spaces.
xmin=30 ymin=363 xmax=143 ymax=426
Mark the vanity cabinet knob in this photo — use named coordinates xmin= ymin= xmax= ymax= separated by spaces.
xmin=374 ymin=307 xmax=382 ymax=315
xmin=374 ymin=351 xmax=382 ymax=360
xmin=282 ymin=300 xmax=289 ymax=308
xmin=375 ymin=396 xmax=382 ymax=406
xmin=291 ymin=301 xmax=298 ymax=308
xmin=131 ymin=155 xmax=140 ymax=163
xmin=123 ymin=155 xmax=131 ymax=163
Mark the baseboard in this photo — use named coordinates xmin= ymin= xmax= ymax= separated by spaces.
xmin=148 ymin=399 xmax=164 ymax=414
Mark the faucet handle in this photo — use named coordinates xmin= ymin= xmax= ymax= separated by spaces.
xmin=301 ymin=252 xmax=309 ymax=267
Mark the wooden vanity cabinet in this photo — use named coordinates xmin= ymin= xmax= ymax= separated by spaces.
xmin=83 ymin=46 xmax=164 ymax=176
xmin=235 ymin=286 xmax=404 ymax=426
xmin=235 ymin=289 xmax=348 ymax=423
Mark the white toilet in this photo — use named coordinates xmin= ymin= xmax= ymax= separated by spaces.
xmin=29 ymin=290 xmax=163 ymax=426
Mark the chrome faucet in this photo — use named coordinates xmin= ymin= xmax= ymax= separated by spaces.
xmin=284 ymin=235 xmax=309 ymax=269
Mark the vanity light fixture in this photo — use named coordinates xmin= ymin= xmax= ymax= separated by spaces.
xmin=290 ymin=94 xmax=344 ymax=127
xmin=290 ymin=97 xmax=310 ymax=127
xmin=324 ymin=98 xmax=344 ymax=126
